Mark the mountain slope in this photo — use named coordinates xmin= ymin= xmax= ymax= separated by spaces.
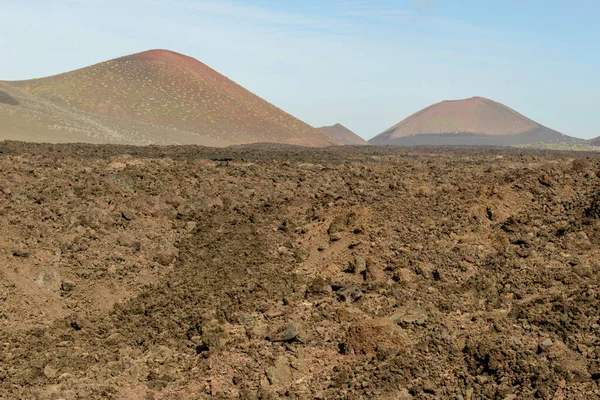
xmin=587 ymin=136 xmax=600 ymax=146
xmin=317 ymin=123 xmax=369 ymax=145
xmin=370 ymin=96 xmax=580 ymax=146
xmin=0 ymin=82 xmax=233 ymax=146
xmin=2 ymin=50 xmax=336 ymax=147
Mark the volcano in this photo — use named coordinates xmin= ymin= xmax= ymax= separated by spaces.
xmin=1 ymin=50 xmax=337 ymax=147
xmin=369 ymin=96 xmax=580 ymax=146
xmin=317 ymin=123 xmax=369 ymax=145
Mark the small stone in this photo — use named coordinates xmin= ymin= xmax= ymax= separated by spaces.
xmin=476 ymin=375 xmax=489 ymax=384
xmin=234 ymin=313 xmax=254 ymax=325
xmin=155 ymin=247 xmax=178 ymax=266
xmin=121 ymin=210 xmax=135 ymax=221
xmin=535 ymin=387 xmax=550 ymax=399
xmin=366 ymin=263 xmax=386 ymax=283
xmin=247 ymin=323 xmax=269 ymax=340
xmin=328 ymin=216 xmax=346 ymax=235
xmin=108 ymin=161 xmax=127 ymax=170
xmin=538 ymin=173 xmax=553 ymax=187
xmin=12 ymin=248 xmax=30 ymax=258
xmin=266 ymin=356 xmax=292 ymax=385
xmin=397 ymin=388 xmax=413 ymax=400
xmin=270 ymin=322 xmax=300 ymax=342
xmin=516 ymin=247 xmax=531 ymax=258
xmin=190 ymin=335 xmax=203 ymax=345
xmin=422 ymin=380 xmax=436 ymax=394
xmin=393 ymin=268 xmax=414 ymax=283
xmin=277 ymin=246 xmax=290 ymax=256
xmin=186 ymin=221 xmax=197 ymax=232
xmin=307 ymin=279 xmax=331 ymax=295
xmin=259 ymin=376 xmax=270 ymax=390
xmin=117 ymin=234 xmax=140 ymax=250
xmin=346 ymin=258 xmax=367 ymax=275
xmin=43 ymin=365 xmax=58 ymax=379
xmin=540 ymin=338 xmax=553 ymax=350
xmin=329 ymin=232 xmax=342 ymax=242
xmin=338 ymin=285 xmax=362 ymax=303
xmin=574 ymin=231 xmax=592 ymax=250
xmin=60 ymin=280 xmax=76 ymax=292
xmin=465 ymin=388 xmax=474 ymax=400
xmin=264 ymin=307 xmax=286 ymax=319
xmin=57 ymin=373 xmax=74 ymax=383
xmin=559 ymin=379 xmax=566 ymax=388
xmin=294 ymin=248 xmax=309 ymax=262
xmin=0 ymin=181 xmax=11 ymax=195
xmin=202 ymin=320 xmax=231 ymax=349
xmin=346 ymin=318 xmax=410 ymax=355
xmin=571 ymin=159 xmax=590 ymax=173
xmin=390 ymin=308 xmax=428 ymax=326
xmin=35 ymin=271 xmax=61 ymax=292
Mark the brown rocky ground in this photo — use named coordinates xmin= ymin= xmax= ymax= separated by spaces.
xmin=0 ymin=142 xmax=599 ymax=399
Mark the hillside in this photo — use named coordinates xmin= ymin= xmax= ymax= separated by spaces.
xmin=370 ymin=96 xmax=580 ymax=146
xmin=317 ymin=123 xmax=369 ymax=145
xmin=0 ymin=81 xmax=234 ymax=146
xmin=587 ymin=136 xmax=600 ymax=146
xmin=1 ymin=50 xmax=336 ymax=147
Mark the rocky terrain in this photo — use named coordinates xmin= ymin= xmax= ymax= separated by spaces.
xmin=1 ymin=50 xmax=336 ymax=147
xmin=370 ymin=97 xmax=581 ymax=147
xmin=0 ymin=141 xmax=599 ymax=399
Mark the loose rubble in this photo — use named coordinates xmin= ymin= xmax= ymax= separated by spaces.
xmin=0 ymin=142 xmax=599 ymax=399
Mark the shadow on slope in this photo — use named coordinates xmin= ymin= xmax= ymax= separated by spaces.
xmin=370 ymin=127 xmax=583 ymax=147
xmin=0 ymin=91 xmax=19 ymax=106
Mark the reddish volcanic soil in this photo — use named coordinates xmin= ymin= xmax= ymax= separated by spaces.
xmin=370 ymin=97 xmax=579 ymax=146
xmin=386 ymin=97 xmax=538 ymax=137
xmin=2 ymin=50 xmax=336 ymax=147
xmin=318 ymin=124 xmax=369 ymax=146
xmin=1 ymin=141 xmax=600 ymax=399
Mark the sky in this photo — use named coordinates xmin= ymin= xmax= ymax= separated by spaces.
xmin=1 ymin=0 xmax=599 ymax=140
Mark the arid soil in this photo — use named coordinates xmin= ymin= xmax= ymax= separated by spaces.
xmin=1 ymin=142 xmax=599 ymax=399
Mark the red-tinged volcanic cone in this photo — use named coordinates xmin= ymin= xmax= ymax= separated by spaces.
xmin=3 ymin=50 xmax=337 ymax=147
xmin=370 ymin=96 xmax=580 ymax=146
xmin=317 ymin=123 xmax=369 ymax=145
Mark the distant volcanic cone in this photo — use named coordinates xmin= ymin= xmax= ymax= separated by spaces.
xmin=3 ymin=49 xmax=337 ymax=147
xmin=317 ymin=123 xmax=369 ymax=145
xmin=369 ymin=96 xmax=579 ymax=146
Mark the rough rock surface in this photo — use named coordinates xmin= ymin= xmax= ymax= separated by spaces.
xmin=0 ymin=142 xmax=599 ymax=399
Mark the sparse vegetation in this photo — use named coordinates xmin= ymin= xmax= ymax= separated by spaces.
xmin=5 ymin=50 xmax=335 ymax=147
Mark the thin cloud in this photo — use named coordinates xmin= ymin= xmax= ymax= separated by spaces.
xmin=413 ymin=0 xmax=434 ymax=9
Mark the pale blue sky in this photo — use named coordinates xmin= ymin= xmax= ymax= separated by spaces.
xmin=1 ymin=0 xmax=598 ymax=139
